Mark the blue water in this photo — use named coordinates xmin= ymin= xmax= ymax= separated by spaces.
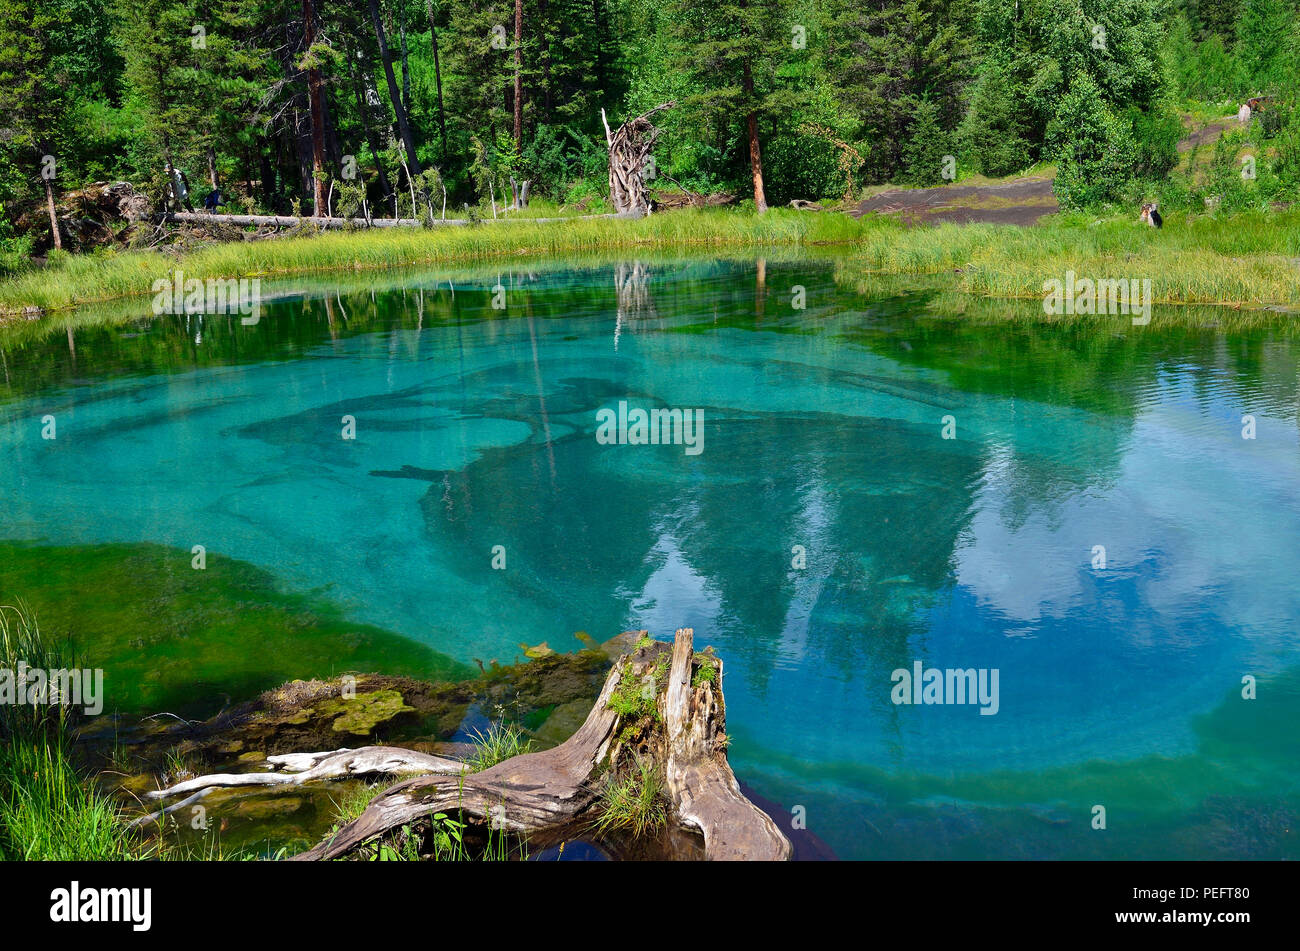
xmin=3 ymin=256 xmax=1299 ymax=858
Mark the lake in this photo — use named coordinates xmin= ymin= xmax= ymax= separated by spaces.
xmin=2 ymin=254 xmax=1298 ymax=859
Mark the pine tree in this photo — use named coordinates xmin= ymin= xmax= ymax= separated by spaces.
xmin=959 ymin=61 xmax=1035 ymax=176
xmin=824 ymin=0 xmax=974 ymax=183
xmin=901 ymin=99 xmax=954 ymax=185
xmin=1236 ymin=0 xmax=1298 ymax=95
xmin=113 ymin=0 xmax=205 ymax=174
xmin=0 ymin=0 xmax=71 ymax=248
xmin=664 ymin=0 xmax=791 ymax=212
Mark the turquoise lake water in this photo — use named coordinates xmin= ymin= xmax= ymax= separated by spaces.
xmin=2 ymin=255 xmax=1298 ymax=859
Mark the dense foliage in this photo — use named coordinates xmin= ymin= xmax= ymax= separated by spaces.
xmin=1 ymin=0 xmax=1298 ymax=257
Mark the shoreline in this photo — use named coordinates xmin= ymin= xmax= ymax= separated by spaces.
xmin=2 ymin=206 xmax=1299 ymax=324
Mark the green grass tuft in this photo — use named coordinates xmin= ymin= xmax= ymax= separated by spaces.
xmin=0 ymin=601 xmax=148 ymax=860
xmin=593 ymin=756 xmax=668 ymax=840
xmin=466 ymin=719 xmax=533 ymax=772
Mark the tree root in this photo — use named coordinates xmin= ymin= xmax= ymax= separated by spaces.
xmin=145 ymin=630 xmax=791 ymax=861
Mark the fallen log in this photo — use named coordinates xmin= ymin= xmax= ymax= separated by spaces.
xmin=146 ymin=630 xmax=790 ymax=860
xmin=145 ymin=746 xmax=464 ymax=800
xmin=163 ymin=211 xmax=629 ymax=229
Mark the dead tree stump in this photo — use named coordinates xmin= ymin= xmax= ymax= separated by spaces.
xmin=147 ymin=629 xmax=790 ymax=860
xmin=602 ymin=102 xmax=675 ymax=218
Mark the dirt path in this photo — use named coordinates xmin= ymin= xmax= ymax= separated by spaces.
xmin=849 ymin=175 xmax=1058 ymax=226
xmin=1178 ymin=115 xmax=1236 ymax=153
xmin=849 ymin=117 xmax=1236 ymax=227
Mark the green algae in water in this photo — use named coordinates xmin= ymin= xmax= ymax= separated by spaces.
xmin=322 ymin=690 xmax=416 ymax=735
xmin=0 ymin=541 xmax=475 ymax=717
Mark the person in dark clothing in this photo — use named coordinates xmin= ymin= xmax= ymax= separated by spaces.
xmin=203 ymin=188 xmax=223 ymax=212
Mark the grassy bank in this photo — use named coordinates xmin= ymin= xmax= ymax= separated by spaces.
xmin=847 ymin=208 xmax=1300 ymax=309
xmin=0 ymin=603 xmax=147 ymax=860
xmin=2 ymin=206 xmax=1298 ymax=320
xmin=0 ymin=209 xmax=872 ymax=317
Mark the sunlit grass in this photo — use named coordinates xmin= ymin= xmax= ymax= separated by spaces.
xmin=0 ymin=209 xmax=874 ymax=316
xmin=3 ymin=205 xmax=1296 ymax=321
xmin=0 ymin=735 xmax=148 ymax=861
xmin=846 ymin=208 xmax=1300 ymax=309
xmin=467 ymin=720 xmax=533 ymax=772
xmin=0 ymin=601 xmax=149 ymax=861
xmin=592 ymin=755 xmax=668 ymax=839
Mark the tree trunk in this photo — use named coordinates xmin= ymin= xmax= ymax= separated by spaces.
xmin=538 ymin=0 xmax=553 ymax=119
xmin=425 ymin=0 xmax=449 ymax=160
xmin=742 ymin=60 xmax=768 ymax=214
xmin=259 ymin=150 xmax=276 ymax=212
xmin=513 ymin=0 xmax=524 ymax=154
xmin=303 ymin=0 xmax=328 ymax=215
xmin=352 ymin=58 xmax=394 ymax=204
xmin=42 ymin=169 xmax=61 ymax=251
xmin=368 ymin=0 xmax=422 ymax=178
xmin=206 ymin=145 xmax=218 ymax=191
xmin=399 ymin=3 xmax=411 ymax=112
xmin=293 ymin=104 xmax=313 ymax=206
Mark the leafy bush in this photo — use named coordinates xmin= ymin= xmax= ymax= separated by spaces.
xmin=1049 ymin=75 xmax=1139 ymax=209
xmin=760 ymin=126 xmax=846 ymax=204
xmin=1127 ymin=103 xmax=1183 ymax=180
xmin=0 ymin=234 xmax=32 ymax=277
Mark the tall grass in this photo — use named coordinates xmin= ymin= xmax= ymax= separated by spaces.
xmin=0 ymin=209 xmax=874 ymax=317
xmin=0 ymin=602 xmax=148 ymax=860
xmin=592 ymin=756 xmax=668 ymax=839
xmin=4 ymin=205 xmax=1296 ymax=323
xmin=0 ymin=602 xmax=71 ymax=739
xmin=847 ymin=209 xmax=1300 ymax=308
xmin=0 ymin=735 xmax=141 ymax=860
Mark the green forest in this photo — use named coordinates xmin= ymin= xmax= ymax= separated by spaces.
xmin=1 ymin=0 xmax=1298 ymax=264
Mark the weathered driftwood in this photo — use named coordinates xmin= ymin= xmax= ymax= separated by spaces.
xmin=664 ymin=628 xmax=791 ymax=860
xmin=126 ymin=786 xmax=215 ymax=831
xmin=292 ymin=650 xmax=630 ymax=859
xmin=146 ymin=630 xmax=790 ymax=861
xmin=603 ymin=102 xmax=675 ymax=217
xmin=146 ymin=746 xmax=464 ymax=799
xmin=510 ymin=177 xmax=531 ymax=210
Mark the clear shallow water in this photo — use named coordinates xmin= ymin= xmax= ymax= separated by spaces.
xmin=2 ymin=256 xmax=1299 ymax=859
